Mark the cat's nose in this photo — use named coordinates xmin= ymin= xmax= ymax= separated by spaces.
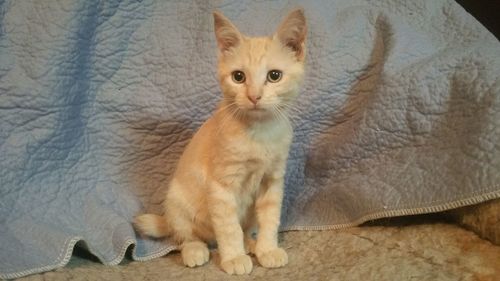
xmin=247 ymin=95 xmax=261 ymax=105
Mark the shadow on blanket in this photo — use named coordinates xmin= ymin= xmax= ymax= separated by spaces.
xmin=127 ymin=117 xmax=194 ymax=214
xmin=300 ymin=15 xmax=393 ymax=220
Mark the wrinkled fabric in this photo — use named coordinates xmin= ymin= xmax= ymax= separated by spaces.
xmin=1 ymin=0 xmax=499 ymax=278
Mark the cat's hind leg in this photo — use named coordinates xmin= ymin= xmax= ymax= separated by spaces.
xmin=181 ymin=240 xmax=210 ymax=267
xmin=242 ymin=218 xmax=257 ymax=255
xmin=244 ymin=232 xmax=256 ymax=255
xmin=168 ymin=205 xmax=211 ymax=267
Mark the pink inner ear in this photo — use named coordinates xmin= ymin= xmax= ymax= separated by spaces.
xmin=214 ymin=12 xmax=242 ymax=52
xmin=217 ymin=30 xmax=240 ymax=51
xmin=279 ymin=33 xmax=305 ymax=59
xmin=276 ymin=10 xmax=307 ymax=59
xmin=285 ymin=38 xmax=301 ymax=53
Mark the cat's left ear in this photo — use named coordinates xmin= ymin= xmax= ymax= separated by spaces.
xmin=275 ymin=8 xmax=307 ymax=61
xmin=213 ymin=11 xmax=242 ymax=53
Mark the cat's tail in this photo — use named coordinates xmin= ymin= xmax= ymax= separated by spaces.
xmin=134 ymin=214 xmax=172 ymax=238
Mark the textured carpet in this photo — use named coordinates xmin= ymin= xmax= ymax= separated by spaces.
xmin=16 ymin=216 xmax=500 ymax=281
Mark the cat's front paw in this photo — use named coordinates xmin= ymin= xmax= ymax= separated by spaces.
xmin=220 ymin=254 xmax=253 ymax=275
xmin=256 ymin=247 xmax=288 ymax=268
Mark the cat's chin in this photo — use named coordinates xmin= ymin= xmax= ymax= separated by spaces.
xmin=242 ymin=108 xmax=276 ymax=121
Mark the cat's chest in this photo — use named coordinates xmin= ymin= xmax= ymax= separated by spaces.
xmin=232 ymin=125 xmax=291 ymax=167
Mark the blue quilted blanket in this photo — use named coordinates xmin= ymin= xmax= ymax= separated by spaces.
xmin=1 ymin=0 xmax=499 ymax=278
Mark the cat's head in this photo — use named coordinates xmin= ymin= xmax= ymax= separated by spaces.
xmin=213 ymin=9 xmax=307 ymax=120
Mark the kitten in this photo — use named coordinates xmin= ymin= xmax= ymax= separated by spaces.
xmin=134 ymin=9 xmax=307 ymax=275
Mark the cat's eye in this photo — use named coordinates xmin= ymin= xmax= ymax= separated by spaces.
xmin=231 ymin=71 xmax=246 ymax=83
xmin=267 ymin=70 xmax=282 ymax=83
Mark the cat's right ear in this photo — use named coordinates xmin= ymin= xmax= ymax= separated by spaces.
xmin=213 ymin=11 xmax=242 ymax=53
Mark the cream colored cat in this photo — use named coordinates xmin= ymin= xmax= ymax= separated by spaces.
xmin=134 ymin=9 xmax=306 ymax=275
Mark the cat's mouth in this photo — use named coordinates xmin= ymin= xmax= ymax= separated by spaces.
xmin=242 ymin=106 xmax=274 ymax=119
xmin=234 ymin=102 xmax=275 ymax=119
xmin=246 ymin=104 xmax=268 ymax=113
xmin=249 ymin=107 xmax=266 ymax=111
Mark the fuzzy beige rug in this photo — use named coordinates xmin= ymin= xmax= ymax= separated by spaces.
xmin=16 ymin=214 xmax=500 ymax=281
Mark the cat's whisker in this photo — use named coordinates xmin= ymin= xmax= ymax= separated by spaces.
xmin=279 ymin=102 xmax=302 ymax=121
xmin=270 ymin=105 xmax=281 ymax=123
xmin=278 ymin=105 xmax=294 ymax=130
xmin=216 ymin=102 xmax=239 ymax=135
xmin=280 ymin=100 xmax=300 ymax=114
xmin=218 ymin=99 xmax=238 ymax=112
xmin=274 ymin=103 xmax=289 ymax=118
xmin=235 ymin=107 xmax=244 ymax=122
xmin=271 ymin=104 xmax=293 ymax=132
